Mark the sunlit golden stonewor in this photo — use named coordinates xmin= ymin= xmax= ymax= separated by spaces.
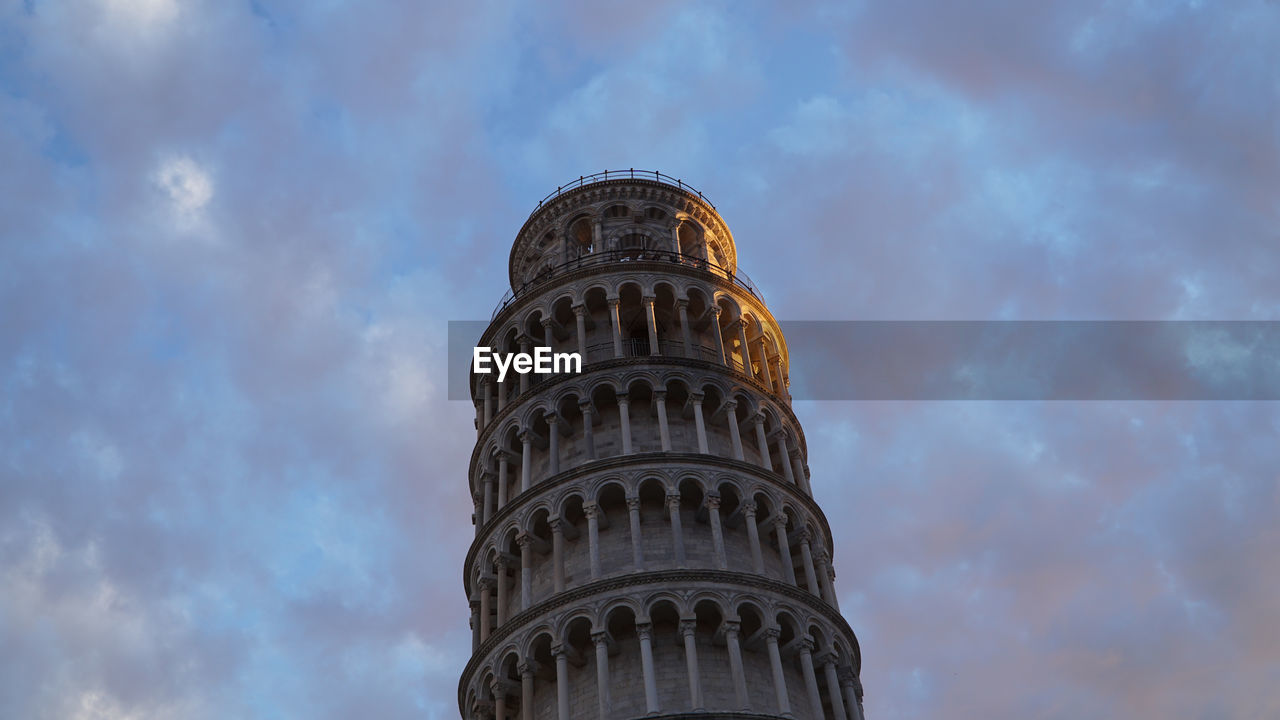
xmin=462 ymin=171 xmax=865 ymax=720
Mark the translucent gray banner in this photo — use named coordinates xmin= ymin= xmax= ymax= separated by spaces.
xmin=448 ymin=321 xmax=1280 ymax=401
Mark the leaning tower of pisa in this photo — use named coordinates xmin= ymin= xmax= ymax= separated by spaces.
xmin=460 ymin=171 xmax=865 ymax=720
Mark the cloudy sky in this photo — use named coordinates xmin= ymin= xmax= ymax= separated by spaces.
xmin=2 ymin=1 xmax=1278 ymax=718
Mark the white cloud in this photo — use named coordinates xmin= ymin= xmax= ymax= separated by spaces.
xmin=152 ymin=155 xmax=213 ymax=227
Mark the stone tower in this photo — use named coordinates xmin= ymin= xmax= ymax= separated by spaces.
xmin=460 ymin=171 xmax=865 ymax=720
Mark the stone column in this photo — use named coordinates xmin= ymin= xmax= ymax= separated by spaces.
xmin=778 ymin=433 xmax=797 ymax=485
xmin=772 ymin=357 xmax=786 ymax=398
xmin=676 ymin=299 xmax=693 ymax=358
xmin=754 ymin=414 xmax=772 ymax=470
xmin=592 ymin=631 xmax=611 ymax=720
xmin=644 ymin=296 xmax=659 ymax=355
xmin=765 ymin=627 xmax=791 ymax=716
xmin=518 ymin=534 xmax=533 ymax=611
xmin=608 ymin=298 xmax=623 ymax=358
xmin=691 ymin=393 xmax=709 ymax=453
xmin=475 ymin=400 xmax=483 ymax=439
xmin=798 ymin=529 xmax=820 ymax=596
xmin=482 ymin=472 xmax=496 ymax=525
xmin=572 ymin=305 xmax=588 ymax=360
xmin=519 ymin=661 xmax=536 ymax=720
xmin=774 ymin=514 xmax=797 ymax=585
xmin=667 ymin=493 xmax=686 ymax=567
xmin=706 ymin=495 xmax=727 ymax=570
xmin=497 ymin=376 xmax=507 ymax=413
xmin=495 ymin=557 xmax=509 ymax=626
xmin=758 ymin=337 xmax=774 ymax=392
xmin=579 ymin=401 xmax=596 ymax=460
xmin=492 ymin=679 xmax=507 ymax=720
xmin=482 ymin=379 xmax=493 ymax=427
xmin=542 ymin=318 xmax=554 ymax=351
xmin=584 ymin=501 xmax=602 ymax=579
xmin=791 ymin=448 xmax=812 ymax=496
xmin=637 ymin=622 xmax=660 ymax=714
xmin=627 ymin=497 xmax=644 ymax=571
xmin=617 ymin=392 xmax=632 ymax=454
xmin=470 ymin=597 xmax=480 ymax=652
xmin=497 ymin=453 xmax=510 ymax=509
xmin=724 ymin=620 xmax=750 ymax=710
xmin=519 ymin=336 xmax=531 ymax=394
xmin=654 ymin=391 xmax=671 ymax=451
xmin=680 ymin=619 xmax=703 ymax=709
xmin=546 ymin=414 xmax=559 ymax=475
xmin=840 ymin=669 xmax=866 ymax=720
xmin=743 ymin=502 xmax=765 ymax=574
xmin=709 ymin=307 xmax=726 ymax=364
xmin=519 ymin=431 xmax=532 ymax=494
xmin=816 ymin=548 xmax=839 ymax=609
xmin=478 ymin=577 xmax=493 ymax=642
xmin=552 ymin=645 xmax=570 ymax=720
xmin=724 ymin=400 xmax=744 ymax=461
xmin=821 ymin=654 xmax=849 ymax=720
xmin=550 ymin=519 xmax=565 ymax=593
xmin=737 ymin=321 xmax=754 ymax=377
xmin=799 ymin=637 xmax=824 ymax=720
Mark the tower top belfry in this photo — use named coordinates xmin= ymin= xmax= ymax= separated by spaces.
xmin=507 ymin=170 xmax=738 ymax=290
xmin=461 ymin=171 xmax=865 ymax=720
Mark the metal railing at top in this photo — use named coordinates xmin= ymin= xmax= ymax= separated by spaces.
xmin=530 ymin=170 xmax=715 ymax=218
xmin=490 ymin=249 xmax=763 ymax=321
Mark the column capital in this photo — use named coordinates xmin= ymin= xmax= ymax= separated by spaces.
xmin=551 ymin=642 xmax=567 ymax=658
xmin=571 ymin=303 xmax=587 ymax=316
xmin=753 ymin=411 xmax=768 ymax=426
xmin=549 ymin=517 xmax=565 ymax=534
xmin=742 ymin=500 xmax=757 ymax=518
xmin=642 ymin=294 xmax=656 ymax=305
xmin=582 ymin=501 xmax=600 ymax=519
xmin=723 ymin=399 xmax=738 ymax=411
xmin=518 ymin=430 xmax=531 ymax=445
xmin=626 ymin=497 xmax=642 ymax=512
xmin=814 ymin=547 xmax=831 ymax=565
xmin=516 ymin=533 xmax=533 ymax=549
xmin=763 ymin=626 xmax=781 ymax=642
xmin=578 ymin=399 xmax=594 ymax=415
xmin=710 ymin=306 xmax=723 ymax=317
xmin=615 ymin=391 xmax=630 ymax=405
xmin=798 ymin=635 xmax=816 ymax=653
xmin=517 ymin=333 xmax=533 ymax=348
xmin=675 ymin=297 xmax=689 ymax=309
xmin=665 ymin=493 xmax=681 ymax=509
xmin=653 ymin=390 xmax=667 ymax=402
xmin=635 ymin=622 xmax=653 ymax=641
xmin=704 ymin=494 xmax=721 ymax=510
xmin=607 ymin=297 xmax=621 ymax=308
xmin=590 ymin=630 xmax=610 ymax=646
xmin=722 ymin=619 xmax=741 ymax=636
xmin=679 ymin=619 xmax=698 ymax=638
xmin=543 ymin=412 xmax=558 ymax=426
xmin=690 ymin=391 xmax=705 ymax=404
xmin=797 ymin=527 xmax=813 ymax=544
xmin=477 ymin=576 xmax=495 ymax=590
xmin=518 ymin=660 xmax=538 ymax=677
xmin=773 ymin=511 xmax=790 ymax=529
xmin=540 ymin=316 xmax=555 ymax=328
xmin=495 ymin=555 xmax=508 ymax=570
